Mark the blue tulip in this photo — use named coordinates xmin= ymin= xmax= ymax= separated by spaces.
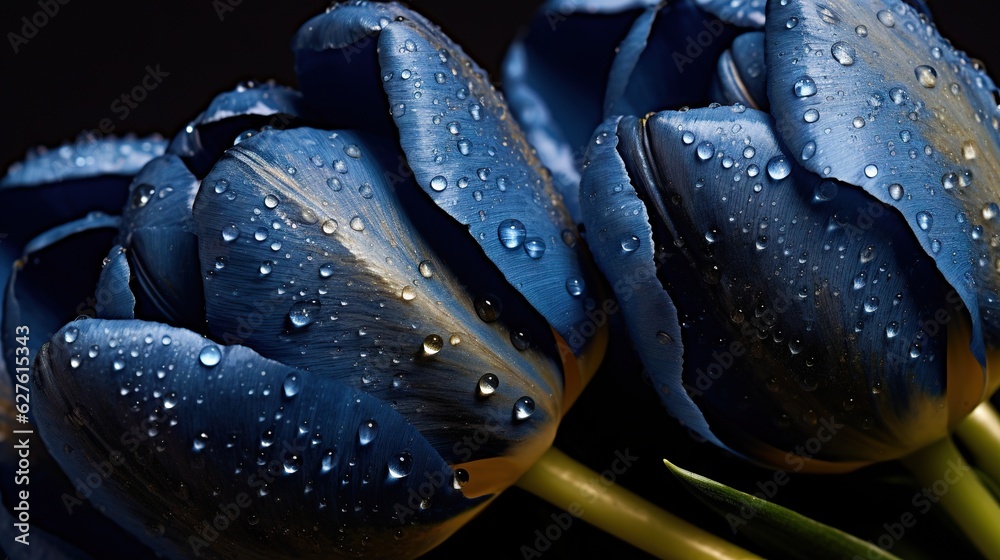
xmin=507 ymin=0 xmax=1000 ymax=470
xmin=0 ymin=3 xmax=605 ymax=558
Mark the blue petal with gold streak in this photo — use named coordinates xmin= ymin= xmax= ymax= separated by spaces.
xmin=32 ymin=318 xmax=489 ymax=560
xmin=294 ymin=2 xmax=600 ymax=361
xmin=765 ymin=0 xmax=1000 ymax=365
xmin=194 ymin=127 xmax=563 ymax=497
xmin=583 ymin=105 xmax=978 ymax=467
xmin=120 ymin=154 xmax=205 ymax=331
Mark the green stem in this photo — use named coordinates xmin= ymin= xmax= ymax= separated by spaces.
xmin=955 ymin=402 xmax=1000 ymax=485
xmin=900 ymin=436 xmax=1000 ymax=560
xmin=515 ymin=447 xmax=763 ymax=560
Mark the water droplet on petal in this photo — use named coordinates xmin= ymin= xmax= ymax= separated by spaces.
xmin=222 ymin=224 xmax=240 ymax=242
xmin=289 ymin=300 xmax=321 ymax=328
xmin=888 ymin=183 xmax=904 ymax=200
xmin=401 ymin=285 xmax=417 ymax=301
xmin=477 ymin=373 xmax=499 ymax=397
xmin=513 ymin=396 xmax=535 ymax=420
xmin=423 ymin=334 xmax=444 ymax=355
xmin=498 ymin=219 xmax=527 ymax=248
xmin=475 ymin=297 xmax=501 ymax=322
xmin=64 ymin=327 xmax=79 ymax=343
xmin=916 ymin=211 xmax=933 ymax=231
xmin=621 ymin=234 xmax=640 ymax=253
xmin=915 ymin=65 xmax=938 ymax=88
xmin=282 ymin=373 xmax=302 ymax=398
xmin=877 ymin=9 xmax=895 ymax=27
xmin=430 ymin=175 xmax=448 ymax=192
xmin=696 ymin=141 xmax=715 ymax=161
xmin=766 ymin=156 xmax=791 ymax=180
xmin=793 ymin=77 xmax=817 ymax=97
xmin=831 ymin=42 xmax=856 ymax=66
xmin=358 ymin=420 xmax=378 ymax=445
xmin=388 ymin=452 xmax=413 ymax=479
xmin=524 ymin=237 xmax=546 ymax=259
xmin=565 ymin=277 xmax=585 ymax=297
xmin=199 ymin=345 xmax=222 ymax=367
xmin=264 ymin=194 xmax=280 ymax=209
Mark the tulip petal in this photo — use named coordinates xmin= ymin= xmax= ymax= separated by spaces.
xmin=167 ymin=82 xmax=303 ymax=177
xmin=592 ymin=105 xmax=959 ymax=464
xmin=292 ymin=1 xmax=412 ymax=134
xmin=376 ymin=12 xmax=601 ymax=354
xmin=193 ymin=127 xmax=562 ymax=495
xmin=3 ymin=212 xmax=120 ymax=366
xmin=33 ymin=318 xmax=489 ymax=560
xmin=578 ymin=117 xmax=723 ymax=450
xmin=95 ymin=245 xmax=135 ymax=320
xmin=710 ymin=32 xmax=768 ymax=110
xmin=2 ymin=136 xmax=166 ymax=188
xmin=602 ymin=1 xmax=737 ymax=122
xmin=502 ymin=4 xmax=654 ymax=216
xmin=0 ymin=136 xmax=164 ymax=322
xmin=120 ymin=154 xmax=205 ymax=331
xmin=765 ymin=0 xmax=1000 ymax=364
xmin=693 ymin=0 xmax=766 ymax=28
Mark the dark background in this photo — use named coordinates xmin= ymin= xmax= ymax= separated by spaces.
xmin=0 ymin=1 xmax=996 ymax=559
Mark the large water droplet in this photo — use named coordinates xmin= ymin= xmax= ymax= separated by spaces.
xmin=264 ymin=194 xmax=280 ymax=209
xmin=498 ymin=219 xmax=527 ymax=248
xmin=358 ymin=420 xmax=378 ymax=445
xmin=793 ymin=77 xmax=817 ymax=98
xmin=621 ymin=234 xmax=640 ymax=253
xmin=766 ymin=156 xmax=791 ymax=180
xmin=321 ymin=449 xmax=337 ymax=473
xmin=64 ymin=327 xmax=79 ymax=343
xmin=430 ymin=175 xmax=448 ymax=192
xmin=423 ymin=334 xmax=444 ymax=355
xmin=282 ymin=373 xmax=302 ymax=398
xmin=696 ymin=141 xmax=715 ymax=161
xmin=222 ymin=224 xmax=240 ymax=242
xmin=513 ymin=396 xmax=535 ymax=421
xmin=475 ymin=296 xmax=501 ymax=322
xmin=199 ymin=345 xmax=222 ymax=367
xmin=565 ymin=277 xmax=585 ymax=297
xmin=916 ymin=211 xmax=933 ymax=231
xmin=131 ymin=183 xmax=155 ymax=208
xmin=877 ymin=9 xmax=895 ymax=27
xmin=915 ymin=65 xmax=938 ymax=88
xmin=289 ymin=300 xmax=321 ymax=328
xmin=321 ymin=219 xmax=338 ymax=235
xmin=831 ymin=42 xmax=856 ymax=66
xmin=888 ymin=183 xmax=904 ymax=201
xmin=524 ymin=237 xmax=546 ymax=259
xmin=477 ymin=373 xmax=499 ymax=397
xmin=388 ymin=452 xmax=413 ymax=479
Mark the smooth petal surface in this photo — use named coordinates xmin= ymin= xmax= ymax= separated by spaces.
xmin=194 ymin=127 xmax=562 ymax=495
xmin=765 ymin=0 xmax=1000 ymax=364
xmin=33 ymin=319 xmax=488 ymax=560
xmin=710 ymin=32 xmax=768 ymax=110
xmin=95 ymin=245 xmax=136 ymax=320
xmin=591 ymin=106 xmax=966 ymax=466
xmin=167 ymin=82 xmax=303 ymax=177
xmin=120 ymin=154 xmax=204 ymax=331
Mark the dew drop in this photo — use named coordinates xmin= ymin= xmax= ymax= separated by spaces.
xmin=621 ymin=234 xmax=640 ymax=253
xmin=418 ymin=260 xmax=434 ymax=278
xmin=831 ymin=42 xmax=856 ymax=66
xmin=259 ymin=260 xmax=273 ymax=275
xmin=477 ymin=373 xmax=499 ymax=397
xmin=888 ymin=183 xmax=904 ymax=200
xmin=264 ymin=194 xmax=280 ymax=209
xmin=524 ymin=237 xmax=546 ymax=259
xmin=388 ymin=452 xmax=413 ymax=479
xmin=864 ymin=164 xmax=878 ymax=178
xmin=565 ymin=277 xmax=585 ymax=297
xmin=877 ymin=9 xmax=895 ymax=27
xmin=282 ymin=373 xmax=302 ymax=398
xmin=358 ymin=420 xmax=378 ymax=445
xmin=498 ymin=219 xmax=527 ymax=248
xmin=793 ymin=77 xmax=817 ymax=98
xmin=64 ymin=327 xmax=79 ymax=343
xmin=430 ymin=175 xmax=448 ymax=192
xmin=766 ymin=156 xmax=791 ymax=180
xmin=915 ymin=65 xmax=938 ymax=88
xmin=131 ymin=183 xmax=155 ymax=208
xmin=222 ymin=224 xmax=240 ymax=242
xmin=350 ymin=217 xmax=365 ymax=231
xmin=199 ymin=345 xmax=222 ymax=367
xmin=916 ymin=211 xmax=933 ymax=231
xmin=681 ymin=131 xmax=695 ymax=145
xmin=803 ymin=108 xmax=820 ymax=123
xmin=513 ymin=396 xmax=535 ymax=421
xmin=695 ymin=141 xmax=715 ymax=161
xmin=288 ymin=300 xmax=321 ymax=329
xmin=423 ymin=334 xmax=444 ymax=355
xmin=475 ymin=296 xmax=502 ymax=322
